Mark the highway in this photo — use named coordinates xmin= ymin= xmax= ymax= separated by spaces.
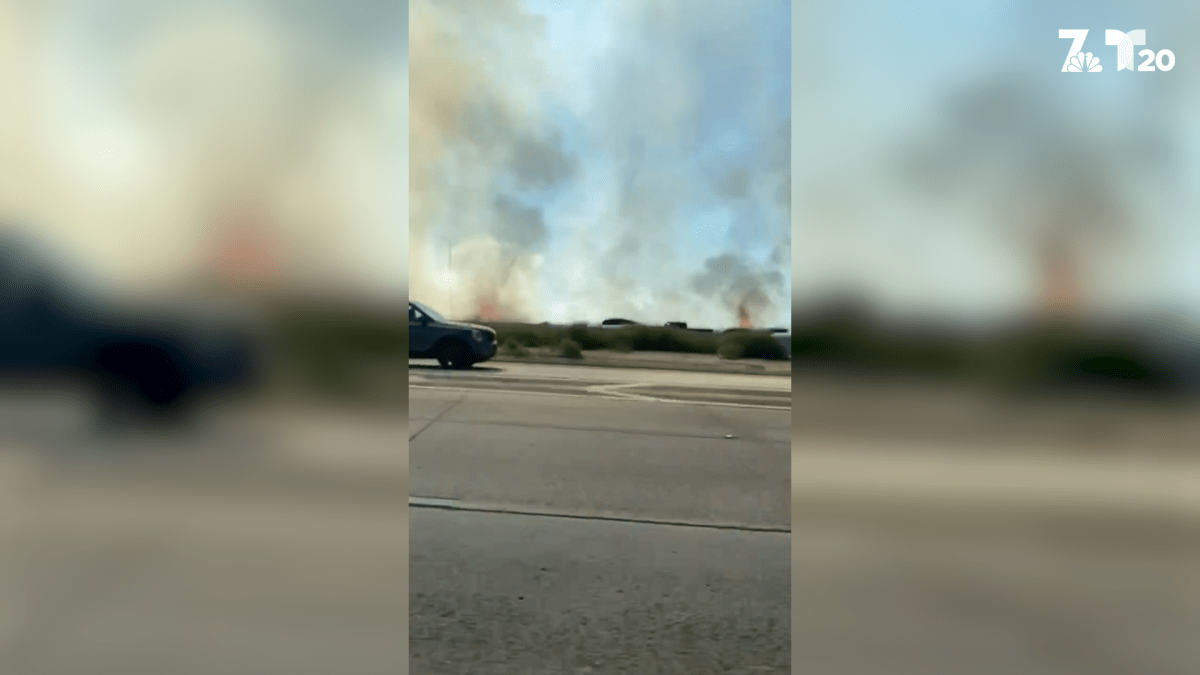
xmin=409 ymin=361 xmax=791 ymax=673
xmin=413 ymin=363 xmax=1200 ymax=674
xmin=792 ymin=436 xmax=1200 ymax=675
xmin=0 ymin=388 xmax=408 ymax=675
xmin=3 ymin=364 xmax=1196 ymax=674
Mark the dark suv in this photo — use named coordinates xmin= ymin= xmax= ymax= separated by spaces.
xmin=0 ymin=231 xmax=262 ymax=421
xmin=408 ymin=301 xmax=497 ymax=369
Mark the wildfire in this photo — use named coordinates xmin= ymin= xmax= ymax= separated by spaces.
xmin=737 ymin=302 xmax=752 ymax=329
xmin=1041 ymin=239 xmax=1078 ymax=315
xmin=210 ymin=204 xmax=276 ymax=286
xmin=476 ymin=299 xmax=502 ymax=322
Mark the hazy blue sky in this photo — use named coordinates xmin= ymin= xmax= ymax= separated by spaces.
xmin=410 ymin=0 xmax=791 ymax=328
xmin=795 ymin=0 xmax=1200 ymax=324
xmin=3 ymin=0 xmax=408 ymax=298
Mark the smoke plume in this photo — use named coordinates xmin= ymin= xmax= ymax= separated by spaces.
xmin=409 ymin=0 xmax=790 ymax=328
xmin=0 ymin=1 xmax=406 ymax=301
xmin=409 ymin=0 xmax=575 ymax=321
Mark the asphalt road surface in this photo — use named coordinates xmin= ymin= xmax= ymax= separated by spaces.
xmin=5 ymin=366 xmax=1195 ymax=674
xmin=409 ymin=361 xmax=791 ymax=673
xmin=0 ymin=388 xmax=408 ymax=675
xmin=791 ymin=436 xmax=1200 ymax=675
xmin=412 ymin=363 xmax=1200 ymax=674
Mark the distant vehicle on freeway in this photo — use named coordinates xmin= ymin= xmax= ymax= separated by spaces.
xmin=664 ymin=321 xmax=688 ymax=329
xmin=409 ymin=301 xmax=497 ymax=369
xmin=0 ymin=232 xmax=262 ymax=422
xmin=600 ymin=318 xmax=638 ymax=328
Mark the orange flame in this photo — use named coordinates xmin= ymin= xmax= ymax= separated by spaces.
xmin=476 ymin=299 xmax=501 ymax=322
xmin=1041 ymin=240 xmax=1078 ymax=314
xmin=211 ymin=203 xmax=276 ymax=285
xmin=737 ymin=302 xmax=752 ymax=329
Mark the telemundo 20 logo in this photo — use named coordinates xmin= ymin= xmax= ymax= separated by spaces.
xmin=1059 ymin=29 xmax=1175 ymax=72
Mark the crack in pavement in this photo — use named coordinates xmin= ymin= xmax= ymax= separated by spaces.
xmin=409 ymin=393 xmax=465 ymax=442
xmin=408 ymin=496 xmax=791 ymax=533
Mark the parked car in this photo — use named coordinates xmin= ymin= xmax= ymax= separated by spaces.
xmin=0 ymin=231 xmax=263 ymax=422
xmin=409 ymin=300 xmax=497 ymax=369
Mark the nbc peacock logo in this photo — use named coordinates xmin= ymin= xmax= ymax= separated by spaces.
xmin=1066 ymin=51 xmax=1102 ymax=72
xmin=1060 ymin=29 xmax=1175 ymax=73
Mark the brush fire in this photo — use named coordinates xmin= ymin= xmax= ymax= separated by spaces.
xmin=737 ymin=301 xmax=753 ymax=329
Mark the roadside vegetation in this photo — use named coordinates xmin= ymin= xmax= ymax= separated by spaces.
xmin=268 ymin=303 xmax=1188 ymax=399
xmin=557 ymin=338 xmax=584 ymax=359
xmin=717 ymin=331 xmax=787 ymax=360
xmin=270 ymin=302 xmax=408 ymax=394
xmin=789 ymin=306 xmax=1193 ymax=398
xmin=500 ymin=338 xmax=530 ymax=358
xmin=482 ymin=322 xmax=789 ymax=361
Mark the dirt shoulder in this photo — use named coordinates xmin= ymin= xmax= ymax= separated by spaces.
xmin=489 ymin=347 xmax=791 ymax=376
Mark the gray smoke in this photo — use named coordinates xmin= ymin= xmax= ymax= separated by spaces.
xmin=410 ymin=0 xmax=790 ymax=328
xmin=492 ymin=195 xmax=548 ymax=250
xmin=0 ymin=0 xmax=407 ymax=300
xmin=409 ymin=0 xmax=579 ymax=320
xmin=892 ymin=74 xmax=1176 ymax=316
xmin=691 ymin=253 xmax=787 ymax=327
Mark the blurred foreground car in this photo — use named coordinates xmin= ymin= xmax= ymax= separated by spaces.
xmin=0 ymin=233 xmax=263 ymax=423
xmin=409 ymin=301 xmax=497 ymax=369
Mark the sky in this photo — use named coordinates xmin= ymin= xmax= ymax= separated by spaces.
xmin=0 ymin=0 xmax=408 ymax=302
xmin=12 ymin=0 xmax=1194 ymax=330
xmin=408 ymin=0 xmax=791 ymax=329
xmin=793 ymin=0 xmax=1200 ymax=326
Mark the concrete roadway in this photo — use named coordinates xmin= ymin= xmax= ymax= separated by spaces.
xmin=408 ymin=361 xmax=791 ymax=673
xmin=792 ymin=437 xmax=1200 ymax=675
xmin=0 ymin=388 xmax=408 ymax=675
xmin=413 ymin=362 xmax=1200 ymax=675
xmin=4 ymin=364 xmax=1195 ymax=674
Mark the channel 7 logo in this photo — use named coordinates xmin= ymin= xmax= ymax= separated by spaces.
xmin=1059 ymin=29 xmax=1175 ymax=72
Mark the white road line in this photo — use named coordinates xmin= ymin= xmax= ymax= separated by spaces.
xmin=409 ymin=496 xmax=460 ymax=509
xmin=584 ymin=382 xmax=658 ymax=401
xmin=409 ymin=384 xmax=790 ymax=411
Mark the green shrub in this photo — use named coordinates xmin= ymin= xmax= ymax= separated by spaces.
xmin=270 ymin=305 xmax=407 ymax=394
xmin=558 ymin=338 xmax=584 ymax=359
xmin=623 ymin=326 xmax=719 ymax=354
xmin=500 ymin=339 xmax=530 ymax=357
xmin=566 ymin=324 xmax=606 ymax=350
xmin=718 ymin=332 xmax=788 ymax=360
xmin=488 ymin=323 xmax=721 ymax=355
